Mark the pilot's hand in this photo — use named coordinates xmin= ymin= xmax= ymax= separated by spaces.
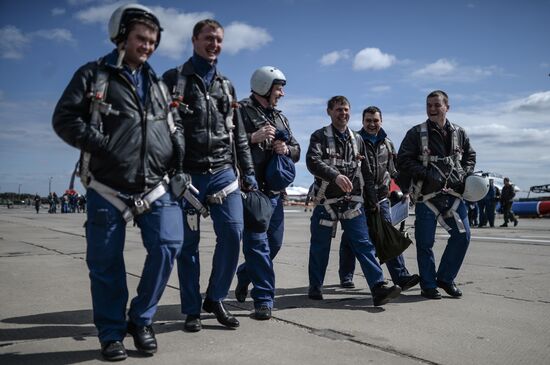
xmin=272 ymin=140 xmax=289 ymax=155
xmin=251 ymin=125 xmax=276 ymax=144
xmin=335 ymin=174 xmax=353 ymax=193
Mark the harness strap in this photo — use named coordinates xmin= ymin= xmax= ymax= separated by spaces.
xmin=311 ymin=126 xmax=366 ymax=237
xmin=220 ymin=79 xmax=235 ymax=144
xmin=88 ymin=177 xmax=169 ymax=223
xmin=154 ymin=80 xmax=176 ymax=134
xmin=79 ymin=67 xmax=112 ymax=189
xmin=410 ymin=122 xmax=429 ymax=201
xmin=423 ymin=198 xmax=466 ymax=233
xmin=412 ymin=121 xmax=466 ymax=203
xmin=206 ymin=179 xmax=239 ymax=205
xmin=182 ymin=189 xmax=209 ymax=218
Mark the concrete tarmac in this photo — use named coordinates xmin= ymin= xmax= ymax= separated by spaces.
xmin=1 ymin=205 xmax=549 ymax=364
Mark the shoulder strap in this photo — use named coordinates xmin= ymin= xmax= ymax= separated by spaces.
xmin=410 ymin=122 xmax=429 ymax=202
xmin=349 ymin=129 xmax=358 ymax=157
xmin=174 ymin=64 xmax=187 ymax=98
xmin=76 ymin=63 xmax=110 ymax=190
xmin=220 ymin=78 xmax=235 ymax=137
xmin=155 ymin=80 xmax=177 ymax=134
xmin=419 ymin=121 xmax=429 ymax=167
xmin=89 ymin=66 xmax=110 ymax=128
xmin=349 ymin=129 xmax=364 ymax=190
xmin=324 ymin=125 xmax=336 ymax=157
xmin=448 ymin=122 xmax=464 ymax=174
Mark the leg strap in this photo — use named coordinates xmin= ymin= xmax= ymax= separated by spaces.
xmin=206 ymin=179 xmax=239 ymax=205
xmin=423 ymin=198 xmax=466 ymax=233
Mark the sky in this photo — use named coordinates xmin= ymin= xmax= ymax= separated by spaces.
xmin=1 ymin=0 xmax=549 ymax=197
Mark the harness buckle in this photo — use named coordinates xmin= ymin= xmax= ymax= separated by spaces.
xmin=208 ymin=191 xmax=227 ymax=205
xmin=132 ymin=196 xmax=150 ymax=216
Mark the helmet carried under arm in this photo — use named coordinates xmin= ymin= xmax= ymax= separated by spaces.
xmin=250 ymin=66 xmax=286 ymax=97
xmin=462 ymin=175 xmax=490 ymax=202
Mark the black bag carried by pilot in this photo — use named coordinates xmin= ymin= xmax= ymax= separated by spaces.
xmin=367 ymin=211 xmax=412 ymax=264
xmin=242 ymin=190 xmax=274 ymax=233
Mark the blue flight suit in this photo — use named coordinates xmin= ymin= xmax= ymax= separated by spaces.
xmin=397 ymin=118 xmax=476 ymax=290
xmin=310 ymin=205 xmax=385 ymax=290
xmin=339 ymin=128 xmax=412 ymax=286
xmin=415 ymin=196 xmax=470 ymax=289
xmin=162 ymin=54 xmax=256 ymax=318
xmin=237 ymin=194 xmax=284 ymax=308
xmin=86 ymin=189 xmax=183 ymax=343
xmin=339 ymin=199 xmax=411 ymax=284
xmin=177 ymin=168 xmax=243 ymax=316
xmin=307 ymin=124 xmax=386 ymax=293
xmin=53 ymin=49 xmax=186 ymax=345
xmin=234 ymin=95 xmax=300 ymax=310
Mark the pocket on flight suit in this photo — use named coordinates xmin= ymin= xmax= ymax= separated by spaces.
xmin=157 ymin=196 xmax=184 ymax=245
xmin=86 ymin=207 xmax=120 ymax=262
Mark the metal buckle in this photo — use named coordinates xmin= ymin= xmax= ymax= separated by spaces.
xmin=208 ymin=191 xmax=227 ymax=205
xmin=132 ymin=197 xmax=150 ymax=216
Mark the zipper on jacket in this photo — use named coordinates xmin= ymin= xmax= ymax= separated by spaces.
xmin=195 ymin=75 xmax=212 ymax=165
xmin=118 ymin=71 xmax=147 ymax=190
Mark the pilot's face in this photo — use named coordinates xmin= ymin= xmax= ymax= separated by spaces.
xmin=426 ymin=95 xmax=448 ymax=125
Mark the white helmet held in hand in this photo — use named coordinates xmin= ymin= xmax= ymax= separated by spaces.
xmin=250 ymin=66 xmax=286 ymax=97
xmin=462 ymin=175 xmax=490 ymax=202
xmin=108 ymin=3 xmax=162 ymax=47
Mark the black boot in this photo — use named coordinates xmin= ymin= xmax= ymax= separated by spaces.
xmin=126 ymin=322 xmax=157 ymax=355
xmin=184 ymin=314 xmax=202 ymax=332
xmin=372 ymin=282 xmax=401 ymax=306
xmin=100 ymin=341 xmax=127 ymax=361
xmin=202 ymin=298 xmax=239 ymax=328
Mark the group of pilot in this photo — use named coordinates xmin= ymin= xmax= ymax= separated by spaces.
xmin=53 ymin=4 xmax=476 ymax=361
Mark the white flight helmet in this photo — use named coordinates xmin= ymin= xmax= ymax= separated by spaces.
xmin=108 ymin=3 xmax=162 ymax=47
xmin=250 ymin=66 xmax=286 ymax=97
xmin=462 ymin=175 xmax=490 ymax=202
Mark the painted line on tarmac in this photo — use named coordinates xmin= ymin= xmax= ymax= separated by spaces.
xmin=437 ymin=234 xmax=550 ymax=245
xmin=470 ymin=235 xmax=550 ymax=244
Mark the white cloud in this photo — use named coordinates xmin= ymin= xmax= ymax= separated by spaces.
xmin=74 ymin=2 xmax=122 ymax=24
xmin=51 ymin=8 xmax=66 ymax=16
xmin=353 ymin=48 xmax=396 ymax=71
xmin=413 ymin=58 xmax=456 ymax=77
xmin=0 ymin=26 xmax=30 ymax=59
xmin=279 ymin=96 xmax=326 ymax=115
xmin=34 ymin=28 xmax=75 ymax=43
xmin=222 ymin=21 xmax=272 ymax=55
xmin=0 ymin=25 xmax=75 ymax=59
xmin=506 ymin=91 xmax=550 ymax=112
xmin=319 ymin=50 xmax=350 ymax=66
xmin=370 ymin=85 xmax=391 ymax=93
xmin=411 ymin=58 xmax=501 ymax=82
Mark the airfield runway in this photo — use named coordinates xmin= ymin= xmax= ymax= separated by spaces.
xmin=0 ymin=205 xmax=549 ymax=364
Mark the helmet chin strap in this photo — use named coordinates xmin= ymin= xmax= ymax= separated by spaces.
xmin=116 ymin=42 xmax=126 ymax=68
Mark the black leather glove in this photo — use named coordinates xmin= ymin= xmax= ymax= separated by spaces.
xmin=241 ymin=175 xmax=259 ymax=192
xmin=170 ymin=173 xmax=191 ymax=199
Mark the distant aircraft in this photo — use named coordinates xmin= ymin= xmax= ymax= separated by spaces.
xmin=474 ymin=171 xmax=521 ymax=193
xmin=285 ymin=186 xmax=309 ymax=202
